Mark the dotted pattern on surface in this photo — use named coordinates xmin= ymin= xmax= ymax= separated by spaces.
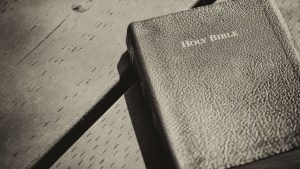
xmin=0 ymin=0 xmax=197 ymax=168
xmin=52 ymin=83 xmax=168 ymax=169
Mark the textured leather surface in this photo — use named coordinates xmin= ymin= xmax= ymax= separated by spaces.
xmin=126 ymin=0 xmax=300 ymax=168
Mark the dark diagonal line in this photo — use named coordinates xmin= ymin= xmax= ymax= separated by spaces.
xmin=15 ymin=14 xmax=70 ymax=67
xmin=30 ymin=52 xmax=136 ymax=169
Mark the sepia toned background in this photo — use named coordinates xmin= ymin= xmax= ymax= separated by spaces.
xmin=0 ymin=0 xmax=299 ymax=168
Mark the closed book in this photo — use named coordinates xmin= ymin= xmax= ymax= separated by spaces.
xmin=126 ymin=0 xmax=300 ymax=168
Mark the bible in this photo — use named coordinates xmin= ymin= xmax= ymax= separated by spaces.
xmin=126 ymin=0 xmax=300 ymax=168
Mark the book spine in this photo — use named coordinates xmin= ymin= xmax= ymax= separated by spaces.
xmin=126 ymin=23 xmax=148 ymax=103
xmin=126 ymin=23 xmax=179 ymax=169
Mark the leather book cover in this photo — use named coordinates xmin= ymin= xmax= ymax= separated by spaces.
xmin=126 ymin=0 xmax=300 ymax=168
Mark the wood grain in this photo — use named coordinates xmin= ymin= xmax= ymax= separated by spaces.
xmin=0 ymin=0 xmax=198 ymax=168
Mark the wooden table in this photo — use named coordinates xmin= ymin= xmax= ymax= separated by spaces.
xmin=0 ymin=0 xmax=299 ymax=168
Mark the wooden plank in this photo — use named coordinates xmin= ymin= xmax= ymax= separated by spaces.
xmin=52 ymin=0 xmax=300 ymax=169
xmin=0 ymin=0 xmax=198 ymax=168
